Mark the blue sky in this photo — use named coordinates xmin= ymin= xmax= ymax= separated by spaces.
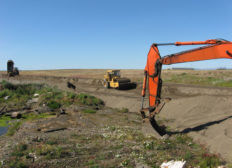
xmin=0 ymin=0 xmax=231 ymax=70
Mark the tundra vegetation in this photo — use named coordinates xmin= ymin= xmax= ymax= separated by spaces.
xmin=0 ymin=81 xmax=227 ymax=168
xmin=162 ymin=70 xmax=232 ymax=87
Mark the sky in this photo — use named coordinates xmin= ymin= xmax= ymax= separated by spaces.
xmin=0 ymin=0 xmax=232 ymax=70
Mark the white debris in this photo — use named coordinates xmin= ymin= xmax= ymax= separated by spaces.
xmin=4 ymin=96 xmax=10 ymax=100
xmin=115 ymin=154 xmax=121 ymax=158
xmin=27 ymin=98 xmax=39 ymax=104
xmin=160 ymin=160 xmax=186 ymax=168
xmin=33 ymin=93 xmax=39 ymax=97
xmin=28 ymin=152 xmax=37 ymax=161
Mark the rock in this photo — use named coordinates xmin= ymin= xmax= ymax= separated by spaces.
xmin=135 ymin=162 xmax=150 ymax=168
xmin=70 ymin=105 xmax=85 ymax=112
xmin=67 ymin=81 xmax=76 ymax=90
xmin=160 ymin=160 xmax=186 ymax=168
xmin=161 ymin=134 xmax=170 ymax=140
xmin=28 ymin=152 xmax=37 ymax=161
xmin=32 ymin=136 xmax=43 ymax=142
xmin=0 ymin=160 xmax=4 ymax=166
xmin=4 ymin=96 xmax=10 ymax=100
xmin=33 ymin=93 xmax=39 ymax=97
xmin=60 ymin=108 xmax=66 ymax=115
xmin=27 ymin=98 xmax=39 ymax=105
xmin=35 ymin=106 xmax=50 ymax=114
xmin=11 ymin=112 xmax=22 ymax=119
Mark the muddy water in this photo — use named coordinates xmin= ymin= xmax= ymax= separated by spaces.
xmin=0 ymin=127 xmax=8 ymax=136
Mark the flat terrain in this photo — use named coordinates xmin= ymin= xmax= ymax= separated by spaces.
xmin=1 ymin=69 xmax=232 ymax=166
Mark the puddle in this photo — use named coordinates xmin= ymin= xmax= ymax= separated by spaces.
xmin=0 ymin=127 xmax=8 ymax=136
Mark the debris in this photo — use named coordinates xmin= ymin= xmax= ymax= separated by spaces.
xmin=67 ymin=81 xmax=76 ymax=90
xmin=115 ymin=154 xmax=121 ymax=158
xmin=32 ymin=136 xmax=43 ymax=142
xmin=135 ymin=162 xmax=150 ymax=168
xmin=27 ymin=98 xmax=39 ymax=104
xmin=7 ymin=60 xmax=19 ymax=77
xmin=60 ymin=108 xmax=66 ymax=115
xmin=28 ymin=152 xmax=37 ymax=162
xmin=11 ymin=112 xmax=22 ymax=119
xmin=43 ymin=127 xmax=67 ymax=133
xmin=34 ymin=106 xmax=50 ymax=114
xmin=4 ymin=96 xmax=10 ymax=100
xmin=0 ymin=106 xmax=7 ymax=115
xmin=33 ymin=93 xmax=39 ymax=97
xmin=160 ymin=160 xmax=186 ymax=168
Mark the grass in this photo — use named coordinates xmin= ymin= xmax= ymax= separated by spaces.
xmin=9 ymin=160 xmax=28 ymax=168
xmin=6 ymin=121 xmax=22 ymax=136
xmin=0 ymin=81 xmax=104 ymax=110
xmin=69 ymin=125 xmax=224 ymax=167
xmin=11 ymin=143 xmax=28 ymax=157
xmin=22 ymin=113 xmax=55 ymax=120
xmin=83 ymin=109 xmax=96 ymax=114
xmin=3 ymin=123 xmax=225 ymax=168
xmin=77 ymin=93 xmax=104 ymax=106
xmin=8 ymin=143 xmax=29 ymax=168
xmin=47 ymin=100 xmax=61 ymax=110
xmin=163 ymin=72 xmax=232 ymax=87
xmin=120 ymin=107 xmax=129 ymax=113
xmin=0 ymin=115 xmax=12 ymax=127
xmin=0 ymin=113 xmax=55 ymax=136
xmin=0 ymin=81 xmax=104 ymax=135
xmin=198 ymin=153 xmax=221 ymax=168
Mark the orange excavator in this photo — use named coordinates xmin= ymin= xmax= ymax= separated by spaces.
xmin=141 ymin=39 xmax=232 ymax=136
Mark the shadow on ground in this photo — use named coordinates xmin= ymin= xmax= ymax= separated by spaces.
xmin=150 ymin=115 xmax=232 ymax=136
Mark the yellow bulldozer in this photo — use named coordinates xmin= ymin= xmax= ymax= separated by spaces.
xmin=103 ymin=70 xmax=132 ymax=89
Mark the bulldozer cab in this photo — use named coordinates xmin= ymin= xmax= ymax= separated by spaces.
xmin=105 ymin=70 xmax=121 ymax=81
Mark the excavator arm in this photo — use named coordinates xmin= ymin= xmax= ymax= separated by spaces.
xmin=141 ymin=39 xmax=232 ymax=134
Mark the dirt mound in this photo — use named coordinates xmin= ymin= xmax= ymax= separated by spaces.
xmin=160 ymin=95 xmax=232 ymax=162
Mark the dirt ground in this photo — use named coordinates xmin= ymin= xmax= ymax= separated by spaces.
xmin=1 ymin=69 xmax=232 ymax=163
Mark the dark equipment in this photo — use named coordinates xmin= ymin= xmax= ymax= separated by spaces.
xmin=7 ymin=60 xmax=19 ymax=77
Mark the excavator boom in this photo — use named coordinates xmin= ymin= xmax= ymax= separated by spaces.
xmin=141 ymin=39 xmax=232 ymax=135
